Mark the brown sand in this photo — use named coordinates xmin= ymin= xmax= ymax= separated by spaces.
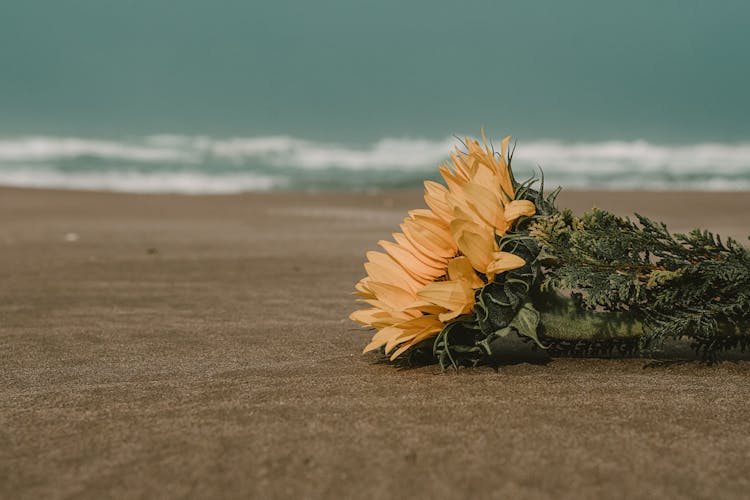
xmin=1 ymin=187 xmax=749 ymax=499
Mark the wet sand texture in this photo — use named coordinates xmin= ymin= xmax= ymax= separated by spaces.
xmin=2 ymin=188 xmax=750 ymax=499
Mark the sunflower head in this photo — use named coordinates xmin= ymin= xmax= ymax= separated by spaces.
xmin=351 ymin=133 xmax=537 ymax=361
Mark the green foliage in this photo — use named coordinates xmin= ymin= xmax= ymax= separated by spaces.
xmin=432 ymin=315 xmax=485 ymax=370
xmin=530 ymin=208 xmax=750 ymax=359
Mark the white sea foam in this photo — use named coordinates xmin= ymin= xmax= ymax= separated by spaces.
xmin=0 ymin=137 xmax=194 ymax=163
xmin=0 ymin=167 xmax=281 ymax=193
xmin=0 ymin=135 xmax=748 ymax=192
xmin=205 ymin=136 xmax=458 ymax=169
xmin=513 ymin=140 xmax=750 ymax=174
xmin=0 ymin=135 xmax=458 ymax=170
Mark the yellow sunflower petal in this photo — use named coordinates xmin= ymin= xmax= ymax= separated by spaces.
xmin=388 ymin=342 xmax=414 ymax=361
xmin=391 ymin=232 xmax=447 ymax=269
xmin=500 ymin=135 xmax=511 ymax=159
xmin=449 ymin=151 xmax=473 ymax=181
xmin=462 ymin=182 xmax=503 ymax=229
xmin=486 ymin=252 xmax=526 ymax=275
xmin=445 ymin=192 xmax=481 ymax=228
xmin=423 ymin=180 xmax=453 ymax=222
xmin=403 ymin=300 xmax=448 ymax=315
xmin=401 ymin=218 xmax=455 ymax=260
xmin=471 ymin=163 xmax=499 ymax=191
xmin=349 ymin=308 xmax=382 ymax=325
xmin=350 ymin=305 xmax=419 ymax=327
xmin=358 ymin=298 xmax=391 ymax=309
xmin=438 ymin=164 xmax=465 ymax=193
xmin=383 ymin=315 xmax=445 ymax=353
xmin=385 ymin=332 xmax=417 ymax=355
xmin=417 ymin=280 xmax=474 ymax=314
xmin=378 ymin=240 xmax=443 ymax=282
xmin=366 ymin=281 xmax=417 ymax=311
xmin=362 ymin=326 xmax=402 ymax=353
xmin=439 ymin=308 xmax=469 ymax=322
xmin=389 ymin=328 xmax=442 ymax=361
xmin=498 ymin=135 xmax=515 ymax=198
xmin=447 ymin=256 xmax=484 ymax=289
xmin=504 ymin=200 xmax=536 ymax=225
xmin=353 ymin=279 xmax=375 ymax=299
xmin=449 ymin=206 xmax=490 ymax=237
xmin=365 ymin=251 xmax=422 ymax=293
xmin=453 ymin=228 xmax=496 ymax=273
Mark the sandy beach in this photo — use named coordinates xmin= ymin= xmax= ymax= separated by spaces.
xmin=2 ymin=187 xmax=749 ymax=499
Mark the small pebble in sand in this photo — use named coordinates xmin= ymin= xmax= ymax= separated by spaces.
xmin=64 ymin=233 xmax=79 ymax=242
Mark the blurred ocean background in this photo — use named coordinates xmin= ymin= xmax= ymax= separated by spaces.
xmin=1 ymin=0 xmax=749 ymax=192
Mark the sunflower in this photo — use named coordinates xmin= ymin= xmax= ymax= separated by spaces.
xmin=350 ymin=134 xmax=536 ymax=361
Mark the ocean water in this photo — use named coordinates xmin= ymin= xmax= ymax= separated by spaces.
xmin=1 ymin=135 xmax=749 ymax=193
xmin=1 ymin=2 xmax=749 ymax=192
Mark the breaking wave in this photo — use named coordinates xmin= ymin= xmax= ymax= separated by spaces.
xmin=0 ymin=135 xmax=749 ymax=192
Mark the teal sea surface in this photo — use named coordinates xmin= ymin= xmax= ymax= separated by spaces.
xmin=1 ymin=1 xmax=748 ymax=192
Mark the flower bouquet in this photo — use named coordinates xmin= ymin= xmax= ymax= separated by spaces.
xmin=350 ymin=133 xmax=750 ymax=368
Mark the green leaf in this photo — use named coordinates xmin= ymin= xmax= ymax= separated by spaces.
xmin=478 ymin=326 xmax=512 ymax=354
xmin=509 ymin=301 xmax=546 ymax=348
